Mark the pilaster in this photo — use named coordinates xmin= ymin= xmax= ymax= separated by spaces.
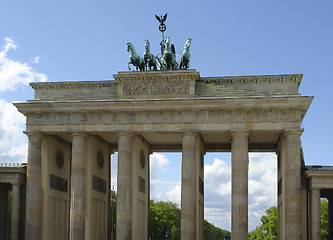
xmin=116 ymin=132 xmax=134 ymax=240
xmin=69 ymin=133 xmax=87 ymax=240
xmin=181 ymin=132 xmax=198 ymax=240
xmin=231 ymin=130 xmax=249 ymax=240
xmin=25 ymin=132 xmax=42 ymax=240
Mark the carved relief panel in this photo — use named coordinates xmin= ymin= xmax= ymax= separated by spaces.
xmin=27 ymin=108 xmax=302 ymax=127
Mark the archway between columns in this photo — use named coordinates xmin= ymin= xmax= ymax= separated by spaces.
xmin=110 ymin=150 xmax=278 ymax=235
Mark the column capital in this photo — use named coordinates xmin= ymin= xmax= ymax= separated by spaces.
xmin=9 ymin=179 xmax=25 ymax=186
xmin=231 ymin=129 xmax=249 ymax=136
xmin=284 ymin=128 xmax=304 ymax=136
xmin=70 ymin=132 xmax=87 ymax=137
xmin=24 ymin=131 xmax=42 ymax=138
xmin=117 ymin=131 xmax=134 ymax=138
xmin=180 ymin=130 xmax=198 ymax=137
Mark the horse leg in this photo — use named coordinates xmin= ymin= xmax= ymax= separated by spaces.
xmin=128 ymin=62 xmax=131 ymax=71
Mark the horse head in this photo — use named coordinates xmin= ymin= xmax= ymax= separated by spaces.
xmin=145 ymin=40 xmax=150 ymax=51
xmin=127 ymin=42 xmax=136 ymax=53
xmin=165 ymin=37 xmax=171 ymax=50
xmin=185 ymin=38 xmax=192 ymax=49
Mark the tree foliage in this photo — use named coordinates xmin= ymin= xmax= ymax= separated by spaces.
xmin=249 ymin=200 xmax=329 ymax=239
xmin=249 ymin=206 xmax=277 ymax=240
xmin=149 ymin=200 xmax=181 ymax=240
xmin=148 ymin=200 xmax=231 ymax=240
xmin=321 ymin=199 xmax=328 ymax=239
xmin=204 ymin=220 xmax=231 ymax=240
xmin=110 ymin=190 xmax=117 ymax=239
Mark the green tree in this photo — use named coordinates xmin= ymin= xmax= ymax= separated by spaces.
xmin=149 ymin=200 xmax=180 ymax=240
xmin=204 ymin=220 xmax=231 ymax=240
xmin=149 ymin=200 xmax=231 ymax=240
xmin=321 ymin=199 xmax=328 ymax=239
xmin=110 ymin=190 xmax=117 ymax=239
xmin=249 ymin=200 xmax=329 ymax=239
xmin=249 ymin=206 xmax=277 ymax=240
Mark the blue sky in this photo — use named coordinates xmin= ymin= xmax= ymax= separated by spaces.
xmin=1 ymin=0 xmax=332 ymax=232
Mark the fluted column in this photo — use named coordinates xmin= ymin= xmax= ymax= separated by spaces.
xmin=181 ymin=132 xmax=197 ymax=240
xmin=11 ymin=183 xmax=20 ymax=240
xmin=116 ymin=133 xmax=133 ymax=240
xmin=69 ymin=133 xmax=86 ymax=240
xmin=311 ymin=188 xmax=321 ymax=240
xmin=25 ymin=133 xmax=42 ymax=240
xmin=231 ymin=130 xmax=249 ymax=240
xmin=284 ymin=129 xmax=303 ymax=239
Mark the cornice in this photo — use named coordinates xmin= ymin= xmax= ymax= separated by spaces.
xmin=200 ymin=73 xmax=303 ymax=85
xmin=30 ymin=80 xmax=117 ymax=90
xmin=14 ymin=95 xmax=313 ymax=114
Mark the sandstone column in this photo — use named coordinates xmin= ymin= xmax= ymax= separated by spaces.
xmin=11 ymin=183 xmax=20 ymax=240
xmin=231 ymin=130 xmax=249 ymax=240
xmin=69 ymin=133 xmax=86 ymax=240
xmin=25 ymin=133 xmax=42 ymax=240
xmin=284 ymin=129 xmax=303 ymax=239
xmin=311 ymin=188 xmax=321 ymax=240
xmin=328 ymin=192 xmax=333 ymax=240
xmin=181 ymin=132 xmax=197 ymax=240
xmin=116 ymin=133 xmax=133 ymax=240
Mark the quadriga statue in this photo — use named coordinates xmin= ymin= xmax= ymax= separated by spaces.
xmin=126 ymin=37 xmax=192 ymax=71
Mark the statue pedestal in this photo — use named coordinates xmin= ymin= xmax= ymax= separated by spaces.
xmin=114 ymin=70 xmax=199 ymax=99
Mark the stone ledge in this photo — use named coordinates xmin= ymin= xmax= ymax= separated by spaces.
xmin=28 ymin=71 xmax=304 ymax=101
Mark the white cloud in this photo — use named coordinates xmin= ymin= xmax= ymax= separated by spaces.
xmin=0 ymin=38 xmax=47 ymax=92
xmin=149 ymin=153 xmax=173 ymax=201
xmin=150 ymin=152 xmax=170 ymax=169
xmin=204 ymin=158 xmax=232 ymax=229
xmin=203 ymin=153 xmax=277 ymax=231
xmin=165 ymin=184 xmax=181 ymax=204
xmin=0 ymin=99 xmax=27 ymax=163
xmin=248 ymin=153 xmax=277 ymax=228
xmin=110 ymin=153 xmax=118 ymax=191
xmin=217 ymin=181 xmax=231 ymax=196
xmin=0 ymin=37 xmax=48 ymax=163
xmin=205 ymin=207 xmax=231 ymax=228
xmin=150 ymin=152 xmax=170 ymax=179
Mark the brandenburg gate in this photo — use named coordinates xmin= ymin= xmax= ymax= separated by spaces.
xmin=15 ymin=69 xmax=312 ymax=239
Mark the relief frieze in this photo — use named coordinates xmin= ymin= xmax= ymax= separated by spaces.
xmin=27 ymin=108 xmax=298 ymax=126
xmin=123 ymin=80 xmax=189 ymax=96
xmin=225 ymin=110 xmax=237 ymax=121
xmin=260 ymin=110 xmax=272 ymax=121
xmin=123 ymin=82 xmax=149 ymax=95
